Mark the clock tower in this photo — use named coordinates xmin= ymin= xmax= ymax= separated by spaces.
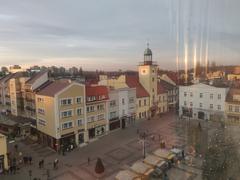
xmin=138 ymin=44 xmax=158 ymax=109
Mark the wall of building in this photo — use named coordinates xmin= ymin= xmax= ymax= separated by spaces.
xmin=179 ymin=84 xmax=228 ymax=120
xmin=0 ymin=134 xmax=9 ymax=172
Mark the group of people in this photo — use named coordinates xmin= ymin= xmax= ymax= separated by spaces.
xmin=23 ymin=156 xmax=32 ymax=165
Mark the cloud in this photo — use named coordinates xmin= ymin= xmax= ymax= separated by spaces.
xmin=0 ymin=0 xmax=239 ymax=70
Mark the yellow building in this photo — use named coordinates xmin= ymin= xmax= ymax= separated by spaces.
xmin=85 ymin=85 xmax=109 ymax=140
xmin=0 ymin=133 xmax=8 ymax=173
xmin=36 ymin=80 xmax=86 ymax=151
xmin=98 ymin=45 xmax=169 ymax=119
xmin=227 ymin=74 xmax=240 ymax=81
xmin=225 ymin=88 xmax=240 ymax=124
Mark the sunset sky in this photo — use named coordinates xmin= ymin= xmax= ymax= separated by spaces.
xmin=0 ymin=0 xmax=239 ymax=71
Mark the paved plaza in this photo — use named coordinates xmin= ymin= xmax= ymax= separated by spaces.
xmin=1 ymin=113 xmax=203 ymax=180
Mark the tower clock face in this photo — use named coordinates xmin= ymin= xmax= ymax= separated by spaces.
xmin=141 ymin=68 xmax=148 ymax=75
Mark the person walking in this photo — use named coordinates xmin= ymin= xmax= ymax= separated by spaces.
xmin=29 ymin=156 xmax=32 ymax=165
xmin=87 ymin=157 xmax=90 ymax=165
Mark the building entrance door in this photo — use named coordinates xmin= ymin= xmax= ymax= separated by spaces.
xmin=0 ymin=155 xmax=4 ymax=174
xmin=88 ymin=128 xmax=95 ymax=139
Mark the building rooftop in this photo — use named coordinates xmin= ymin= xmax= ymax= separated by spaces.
xmin=37 ymin=79 xmax=71 ymax=97
xmin=226 ymin=88 xmax=240 ymax=104
xmin=86 ymin=85 xmax=109 ymax=102
xmin=157 ymin=82 xmax=167 ymax=94
xmin=126 ymin=75 xmax=149 ymax=98
xmin=25 ymin=70 xmax=48 ymax=85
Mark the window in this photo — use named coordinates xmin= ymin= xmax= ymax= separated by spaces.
xmin=110 ymin=100 xmax=116 ymax=107
xmin=144 ymin=99 xmax=147 ymax=106
xmin=76 ymin=108 xmax=82 ymax=116
xmin=218 ymin=94 xmax=221 ymax=100
xmin=87 ymin=116 xmax=95 ymax=123
xmin=190 ymin=102 xmax=193 ymax=106
xmin=129 ymin=97 xmax=134 ymax=103
xmin=190 ymin=92 xmax=193 ymax=97
xmin=139 ymin=100 xmax=142 ymax=107
xmin=76 ymin=97 xmax=82 ymax=104
xmin=60 ymin=98 xmax=72 ymax=105
xmin=122 ymin=98 xmax=125 ymax=105
xmin=210 ymin=104 xmax=213 ymax=109
xmin=98 ymin=114 xmax=105 ymax=120
xmin=210 ymin=94 xmax=213 ymax=99
xmin=77 ymin=119 xmax=84 ymax=126
xmin=62 ymin=121 xmax=73 ymax=129
xmin=152 ymin=88 xmax=154 ymax=92
xmin=200 ymin=93 xmax=203 ymax=98
xmin=37 ymin=97 xmax=44 ymax=102
xmin=38 ymin=118 xmax=46 ymax=126
xmin=217 ymin=105 xmax=221 ymax=110
xmin=229 ymin=105 xmax=232 ymax=112
xmin=122 ymin=110 xmax=125 ymax=115
xmin=159 ymin=96 xmax=162 ymax=102
xmin=184 ymin=101 xmax=187 ymax=106
xmin=38 ymin=108 xmax=45 ymax=115
xmin=61 ymin=110 xmax=73 ymax=118
xmin=235 ymin=106 xmax=239 ymax=112
xmin=87 ymin=96 xmax=96 ymax=102
xmin=152 ymin=77 xmax=154 ymax=82
xmin=110 ymin=111 xmax=117 ymax=119
xmin=163 ymin=96 xmax=165 ymax=102
xmin=97 ymin=104 xmax=104 ymax=111
xmin=184 ymin=92 xmax=187 ymax=97
xmin=199 ymin=103 xmax=203 ymax=108
xmin=87 ymin=106 xmax=95 ymax=112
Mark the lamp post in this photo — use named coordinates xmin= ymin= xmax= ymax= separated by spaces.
xmin=28 ymin=170 xmax=32 ymax=180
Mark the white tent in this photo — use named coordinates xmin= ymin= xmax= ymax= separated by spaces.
xmin=153 ymin=148 xmax=175 ymax=160
xmin=143 ymin=154 xmax=163 ymax=166
xmin=130 ymin=161 xmax=154 ymax=176
xmin=115 ymin=170 xmax=141 ymax=180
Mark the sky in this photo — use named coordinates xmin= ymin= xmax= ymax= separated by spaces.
xmin=0 ymin=0 xmax=239 ymax=71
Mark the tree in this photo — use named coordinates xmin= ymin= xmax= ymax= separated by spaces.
xmin=202 ymin=127 xmax=240 ymax=180
xmin=95 ymin=157 xmax=105 ymax=174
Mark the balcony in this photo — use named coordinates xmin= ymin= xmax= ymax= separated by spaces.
xmin=139 ymin=61 xmax=158 ymax=66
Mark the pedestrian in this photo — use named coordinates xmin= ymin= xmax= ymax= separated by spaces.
xmin=42 ymin=159 xmax=44 ymax=168
xmin=9 ymin=166 xmax=13 ymax=174
xmin=29 ymin=156 xmax=32 ymax=165
xmin=54 ymin=158 xmax=58 ymax=169
xmin=39 ymin=161 xmax=41 ymax=169
xmin=53 ymin=161 xmax=56 ymax=169
xmin=87 ymin=157 xmax=90 ymax=165
xmin=182 ymin=150 xmax=185 ymax=159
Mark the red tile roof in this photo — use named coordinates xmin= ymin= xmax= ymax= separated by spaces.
xmin=86 ymin=85 xmax=109 ymax=102
xmin=226 ymin=88 xmax=240 ymax=104
xmin=157 ymin=82 xmax=167 ymax=94
xmin=126 ymin=75 xmax=149 ymax=98
xmin=37 ymin=79 xmax=71 ymax=97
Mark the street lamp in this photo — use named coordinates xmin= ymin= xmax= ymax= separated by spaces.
xmin=28 ymin=170 xmax=32 ymax=180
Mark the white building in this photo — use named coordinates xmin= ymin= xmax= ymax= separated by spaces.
xmin=179 ymin=83 xmax=229 ymax=121
xmin=107 ymin=87 xmax=136 ymax=131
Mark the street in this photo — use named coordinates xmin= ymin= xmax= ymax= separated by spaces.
xmin=2 ymin=113 xmax=202 ymax=180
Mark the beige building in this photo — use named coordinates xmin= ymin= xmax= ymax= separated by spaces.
xmin=36 ymin=80 xmax=86 ymax=151
xmin=225 ymin=88 xmax=240 ymax=124
xmin=0 ymin=133 xmax=8 ymax=173
xmin=157 ymin=83 xmax=168 ymax=114
xmin=85 ymin=85 xmax=109 ymax=140
xmin=9 ymin=76 xmax=29 ymax=116
xmin=24 ymin=71 xmax=49 ymax=120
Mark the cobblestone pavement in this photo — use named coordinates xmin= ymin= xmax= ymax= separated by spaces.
xmin=1 ymin=113 xmax=202 ymax=180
